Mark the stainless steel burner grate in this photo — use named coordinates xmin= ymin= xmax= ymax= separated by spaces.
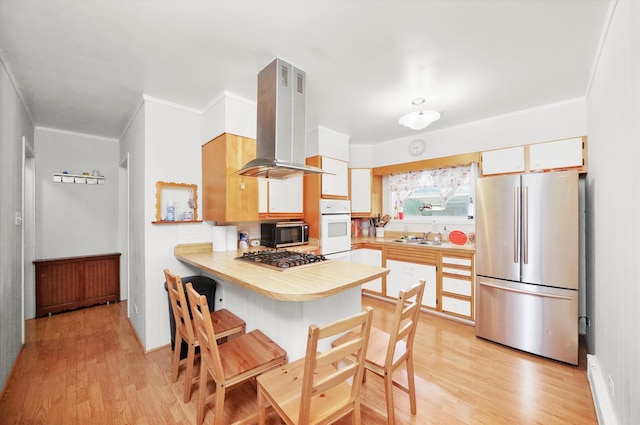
xmin=235 ymin=250 xmax=328 ymax=271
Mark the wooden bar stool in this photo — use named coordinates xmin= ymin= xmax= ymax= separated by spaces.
xmin=332 ymin=279 xmax=425 ymax=425
xmin=186 ymin=282 xmax=287 ymax=425
xmin=164 ymin=269 xmax=246 ymax=403
xmin=257 ymin=307 xmax=373 ymax=425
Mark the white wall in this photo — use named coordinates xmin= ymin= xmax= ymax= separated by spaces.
xmin=0 ymin=55 xmax=34 ymax=390
xmin=585 ymin=1 xmax=640 ymax=423
xmin=349 ymin=98 xmax=587 ymax=168
xmin=201 ymin=91 xmax=256 ymax=143
xmin=34 ymin=128 xmax=119 ymax=259
xmin=119 ymin=102 xmax=146 ymax=345
xmin=142 ymin=97 xmax=212 ymax=351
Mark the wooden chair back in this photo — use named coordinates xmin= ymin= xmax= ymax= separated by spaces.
xmin=299 ymin=307 xmax=373 ymax=423
xmin=164 ymin=269 xmax=196 ymax=348
xmin=186 ymin=282 xmax=225 ymax=385
xmin=385 ymin=279 xmax=426 ymax=368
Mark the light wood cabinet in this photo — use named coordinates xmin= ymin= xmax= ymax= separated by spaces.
xmin=381 ymin=244 xmax=475 ymax=322
xmin=304 ymin=155 xmax=348 ymax=239
xmin=34 ymin=253 xmax=120 ymax=317
xmin=440 ymin=253 xmax=474 ymax=320
xmin=202 ymin=133 xmax=259 ymax=222
xmin=258 ymin=176 xmax=304 ymax=219
xmin=351 ymin=247 xmax=383 ymax=294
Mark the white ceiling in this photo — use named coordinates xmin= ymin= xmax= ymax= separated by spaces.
xmin=0 ymin=0 xmax=610 ymax=145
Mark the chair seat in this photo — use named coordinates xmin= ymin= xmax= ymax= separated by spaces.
xmin=258 ymin=358 xmax=355 ymax=425
xmin=210 ymin=308 xmax=246 ymax=340
xmin=217 ymin=329 xmax=287 ymax=384
xmin=334 ymin=327 xmax=408 ymax=370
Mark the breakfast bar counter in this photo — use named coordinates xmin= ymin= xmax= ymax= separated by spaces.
xmin=174 ymin=242 xmax=390 ymax=360
xmin=174 ymin=242 xmax=389 ymax=301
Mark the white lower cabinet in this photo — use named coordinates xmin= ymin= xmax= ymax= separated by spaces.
xmin=385 ymin=259 xmax=437 ymax=309
xmin=351 ymin=248 xmax=382 ymax=294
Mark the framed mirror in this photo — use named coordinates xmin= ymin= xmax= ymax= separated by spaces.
xmin=154 ymin=181 xmax=199 ymax=223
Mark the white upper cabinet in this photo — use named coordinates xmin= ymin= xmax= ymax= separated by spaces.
xmin=529 ymin=137 xmax=584 ymax=171
xmin=259 ymin=176 xmax=303 ymax=215
xmin=482 ymin=137 xmax=586 ymax=176
xmin=321 ymin=157 xmax=349 ymax=197
xmin=482 ymin=146 xmax=525 ymax=176
xmin=349 ymin=168 xmax=372 ymax=214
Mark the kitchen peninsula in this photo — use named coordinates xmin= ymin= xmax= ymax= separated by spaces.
xmin=175 ymin=243 xmax=389 ymax=360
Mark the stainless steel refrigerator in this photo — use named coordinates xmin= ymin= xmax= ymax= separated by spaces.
xmin=475 ymin=170 xmax=579 ymax=365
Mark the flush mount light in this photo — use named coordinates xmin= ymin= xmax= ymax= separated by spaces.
xmin=398 ymin=97 xmax=441 ymax=130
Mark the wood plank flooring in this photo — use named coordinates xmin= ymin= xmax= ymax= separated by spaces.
xmin=0 ymin=296 xmax=597 ymax=424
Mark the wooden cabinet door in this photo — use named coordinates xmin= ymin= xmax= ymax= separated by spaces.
xmin=202 ymin=133 xmax=259 ymax=222
xmin=35 ymin=262 xmax=82 ymax=316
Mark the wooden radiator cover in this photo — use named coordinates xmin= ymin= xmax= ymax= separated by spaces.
xmin=34 ymin=253 xmax=121 ymax=317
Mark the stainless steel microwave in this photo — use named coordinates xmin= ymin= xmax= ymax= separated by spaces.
xmin=261 ymin=222 xmax=309 ymax=248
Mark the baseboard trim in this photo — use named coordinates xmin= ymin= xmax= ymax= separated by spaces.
xmin=587 ymin=354 xmax=618 ymax=425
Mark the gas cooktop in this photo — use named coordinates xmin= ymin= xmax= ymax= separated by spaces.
xmin=235 ymin=250 xmax=328 ymax=271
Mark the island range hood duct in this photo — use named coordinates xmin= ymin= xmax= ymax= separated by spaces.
xmin=236 ymin=58 xmax=326 ymax=179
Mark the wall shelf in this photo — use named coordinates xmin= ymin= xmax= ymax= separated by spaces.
xmin=53 ymin=173 xmax=105 ymax=185
xmin=154 ymin=181 xmax=198 ymax=223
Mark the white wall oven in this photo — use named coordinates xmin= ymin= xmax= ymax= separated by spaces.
xmin=319 ymin=199 xmax=351 ymax=260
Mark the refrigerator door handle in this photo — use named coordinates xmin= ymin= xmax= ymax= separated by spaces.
xmin=513 ymin=186 xmax=519 ymax=264
xmin=478 ymin=281 xmax=573 ymax=300
xmin=523 ymin=185 xmax=528 ymax=264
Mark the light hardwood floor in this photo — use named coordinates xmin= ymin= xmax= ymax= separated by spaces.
xmin=0 ymin=297 xmax=597 ymax=424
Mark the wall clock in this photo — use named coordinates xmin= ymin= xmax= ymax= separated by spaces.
xmin=408 ymin=139 xmax=425 ymax=156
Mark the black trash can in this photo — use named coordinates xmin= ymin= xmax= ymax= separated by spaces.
xmin=164 ymin=275 xmax=217 ymax=360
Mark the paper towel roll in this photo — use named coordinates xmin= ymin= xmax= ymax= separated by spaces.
xmin=212 ymin=226 xmax=227 ymax=252
xmin=226 ymin=225 xmax=238 ymax=250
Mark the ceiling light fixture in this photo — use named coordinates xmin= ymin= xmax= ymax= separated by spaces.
xmin=398 ymin=97 xmax=441 ymax=130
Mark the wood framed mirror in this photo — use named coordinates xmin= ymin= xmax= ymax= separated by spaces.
xmin=154 ymin=181 xmax=199 ymax=223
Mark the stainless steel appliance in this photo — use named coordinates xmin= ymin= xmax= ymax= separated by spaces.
xmin=260 ymin=221 xmax=309 ymax=248
xmin=236 ymin=250 xmax=327 ymax=271
xmin=475 ymin=170 xmax=579 ymax=364
xmin=319 ymin=199 xmax=352 ymax=260
xmin=237 ymin=58 xmax=326 ymax=179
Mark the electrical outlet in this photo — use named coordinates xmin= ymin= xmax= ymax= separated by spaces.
xmin=609 ymin=375 xmax=615 ymax=398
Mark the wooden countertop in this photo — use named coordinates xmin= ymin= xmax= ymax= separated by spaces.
xmin=351 ymin=235 xmax=476 ymax=253
xmin=175 ymin=243 xmax=390 ymax=302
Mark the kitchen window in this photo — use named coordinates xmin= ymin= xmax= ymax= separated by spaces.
xmin=386 ymin=163 xmax=477 ymax=220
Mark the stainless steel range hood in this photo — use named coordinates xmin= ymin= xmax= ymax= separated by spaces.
xmin=236 ymin=58 xmax=325 ymax=179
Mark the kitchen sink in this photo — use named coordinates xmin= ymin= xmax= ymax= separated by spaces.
xmin=416 ymin=240 xmax=442 ymax=246
xmin=389 ymin=238 xmax=442 ymax=246
xmin=389 ymin=239 xmax=417 ymax=244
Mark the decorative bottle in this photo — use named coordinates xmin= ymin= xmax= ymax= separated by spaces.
xmin=166 ymin=203 xmax=175 ymax=221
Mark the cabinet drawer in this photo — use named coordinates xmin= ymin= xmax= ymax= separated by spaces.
xmin=442 ymin=256 xmax=472 ymax=267
xmin=442 ymin=267 xmax=472 ymax=277
xmin=442 ymin=276 xmax=472 ymax=296
xmin=442 ymin=296 xmax=471 ymax=317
